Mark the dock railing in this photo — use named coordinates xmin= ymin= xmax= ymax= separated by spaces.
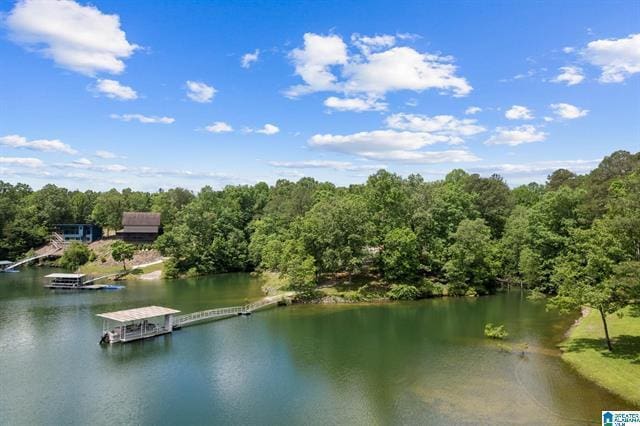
xmin=174 ymin=295 xmax=287 ymax=327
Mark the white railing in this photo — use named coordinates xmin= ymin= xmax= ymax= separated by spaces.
xmin=174 ymin=296 xmax=284 ymax=327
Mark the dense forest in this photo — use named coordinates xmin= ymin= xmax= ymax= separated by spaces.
xmin=2 ymin=150 xmax=639 ymax=306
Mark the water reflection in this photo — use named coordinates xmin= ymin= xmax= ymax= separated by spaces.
xmin=0 ymin=269 xmax=636 ymax=425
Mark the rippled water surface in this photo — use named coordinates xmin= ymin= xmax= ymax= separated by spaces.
xmin=0 ymin=268 xmax=635 ymax=425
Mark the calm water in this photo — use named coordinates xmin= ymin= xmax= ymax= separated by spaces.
xmin=0 ymin=268 xmax=635 ymax=425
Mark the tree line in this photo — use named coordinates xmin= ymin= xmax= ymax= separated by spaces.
xmin=2 ymin=150 xmax=639 ymax=297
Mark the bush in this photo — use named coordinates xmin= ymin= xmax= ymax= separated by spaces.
xmin=58 ymin=242 xmax=92 ymax=271
xmin=484 ymin=323 xmax=508 ymax=339
xmin=526 ymin=288 xmax=546 ymax=300
xmin=386 ymin=284 xmax=421 ymax=300
xmin=163 ymin=258 xmax=180 ymax=279
xmin=465 ymin=287 xmax=479 ymax=297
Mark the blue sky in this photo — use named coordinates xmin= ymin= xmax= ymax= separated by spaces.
xmin=0 ymin=0 xmax=639 ymax=191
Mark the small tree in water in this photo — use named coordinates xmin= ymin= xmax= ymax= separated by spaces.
xmin=111 ymin=240 xmax=135 ymax=271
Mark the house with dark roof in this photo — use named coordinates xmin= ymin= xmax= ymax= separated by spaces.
xmin=116 ymin=212 xmax=162 ymax=243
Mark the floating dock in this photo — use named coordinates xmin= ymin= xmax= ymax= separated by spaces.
xmin=97 ymin=294 xmax=292 ymax=344
xmin=98 ymin=306 xmax=180 ymax=344
xmin=44 ymin=273 xmax=125 ymax=290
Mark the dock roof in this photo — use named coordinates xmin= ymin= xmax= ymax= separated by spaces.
xmin=45 ymin=273 xmax=86 ymax=278
xmin=0 ymin=260 xmax=13 ymax=265
xmin=97 ymin=306 xmax=180 ymax=322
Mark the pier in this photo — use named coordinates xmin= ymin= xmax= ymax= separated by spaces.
xmin=97 ymin=294 xmax=291 ymax=344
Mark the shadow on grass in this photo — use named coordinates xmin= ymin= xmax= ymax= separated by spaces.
xmin=564 ymin=335 xmax=640 ymax=364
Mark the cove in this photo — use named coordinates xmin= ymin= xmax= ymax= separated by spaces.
xmin=0 ymin=268 xmax=636 ymax=425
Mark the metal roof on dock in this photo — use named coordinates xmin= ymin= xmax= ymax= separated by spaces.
xmin=45 ymin=273 xmax=86 ymax=278
xmin=97 ymin=306 xmax=180 ymax=322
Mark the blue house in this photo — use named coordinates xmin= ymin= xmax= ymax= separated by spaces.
xmin=55 ymin=224 xmax=102 ymax=243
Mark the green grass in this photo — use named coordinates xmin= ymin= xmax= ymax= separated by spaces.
xmin=78 ymin=260 xmax=164 ymax=279
xmin=77 ymin=263 xmax=122 ymax=275
xmin=258 ymin=272 xmax=290 ymax=295
xmin=560 ymin=306 xmax=640 ymax=405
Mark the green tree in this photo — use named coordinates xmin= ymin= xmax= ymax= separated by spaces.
xmin=465 ymin=173 xmax=514 ymax=238
xmin=381 ymin=227 xmax=420 ymax=282
xmin=444 ymin=219 xmax=497 ymax=294
xmin=111 ymin=240 xmax=135 ymax=270
xmin=59 ymin=242 xmax=92 ymax=271
xmin=91 ymin=189 xmax=125 ymax=234
xmin=299 ymin=194 xmax=370 ymax=279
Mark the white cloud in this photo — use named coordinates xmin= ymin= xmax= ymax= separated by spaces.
xmin=309 ymin=111 xmax=484 ymax=164
xmin=552 ymin=66 xmax=585 ymax=86
xmin=241 ymin=49 xmax=260 ymax=68
xmin=100 ymin=164 xmax=128 ymax=172
xmin=287 ymin=33 xmax=349 ymax=97
xmin=465 ymin=106 xmax=482 ymax=115
xmin=310 ymin=130 xmax=449 ymax=153
xmin=584 ymin=33 xmax=640 ymax=83
xmin=73 ymin=157 xmax=92 ymax=165
xmin=95 ymin=150 xmax=117 ymax=159
xmin=505 ymin=105 xmax=534 ymax=120
xmin=286 ymin=33 xmax=471 ymax=100
xmin=562 ymin=47 xmax=575 ymax=54
xmin=485 ymin=125 xmax=547 ymax=146
xmin=5 ymin=0 xmax=138 ymax=76
xmin=385 ymin=113 xmax=485 ymax=142
xmin=342 ymin=46 xmax=472 ymax=97
xmin=268 ymin=160 xmax=385 ymax=171
xmin=186 ymin=81 xmax=216 ymax=103
xmin=351 ymin=33 xmax=396 ymax=54
xmin=110 ymin=113 xmax=174 ymax=124
xmin=0 ymin=156 xmax=44 ymax=168
xmin=255 ymin=124 xmax=280 ymax=135
xmin=0 ymin=134 xmax=77 ymax=154
xmin=205 ymin=122 xmax=233 ymax=133
xmin=472 ymin=159 xmax=601 ymax=176
xmin=324 ymin=96 xmax=387 ymax=112
xmin=94 ymin=79 xmax=137 ymax=100
xmin=550 ymin=103 xmax=589 ymax=119
xmin=358 ymin=149 xmax=480 ymax=163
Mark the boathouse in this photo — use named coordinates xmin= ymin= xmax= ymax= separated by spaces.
xmin=44 ymin=273 xmax=87 ymax=288
xmin=0 ymin=260 xmax=13 ymax=271
xmin=97 ymin=306 xmax=180 ymax=344
xmin=116 ymin=212 xmax=162 ymax=243
xmin=55 ymin=224 xmax=102 ymax=243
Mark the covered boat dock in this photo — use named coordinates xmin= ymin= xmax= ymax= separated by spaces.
xmin=97 ymin=306 xmax=180 ymax=344
xmin=45 ymin=273 xmax=87 ymax=288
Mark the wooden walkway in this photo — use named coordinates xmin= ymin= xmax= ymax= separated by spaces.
xmin=174 ymin=294 xmax=291 ymax=328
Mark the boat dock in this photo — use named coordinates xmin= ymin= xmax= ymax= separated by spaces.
xmin=98 ymin=306 xmax=180 ymax=344
xmin=44 ymin=272 xmax=126 ymax=290
xmin=97 ymin=294 xmax=291 ymax=344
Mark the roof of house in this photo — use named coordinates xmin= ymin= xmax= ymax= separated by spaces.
xmin=122 ymin=212 xmax=161 ymax=227
xmin=45 ymin=273 xmax=86 ymax=279
xmin=117 ymin=225 xmax=160 ymax=234
xmin=97 ymin=305 xmax=180 ymax=322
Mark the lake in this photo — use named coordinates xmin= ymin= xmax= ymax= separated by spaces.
xmin=0 ymin=268 xmax=636 ymax=425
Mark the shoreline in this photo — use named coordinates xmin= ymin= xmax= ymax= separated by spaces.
xmin=559 ymin=306 xmax=640 ymax=406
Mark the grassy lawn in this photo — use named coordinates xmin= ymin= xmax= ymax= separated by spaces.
xmin=77 ymin=263 xmax=122 ymax=275
xmin=78 ymin=260 xmax=164 ymax=279
xmin=560 ymin=306 xmax=640 ymax=405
